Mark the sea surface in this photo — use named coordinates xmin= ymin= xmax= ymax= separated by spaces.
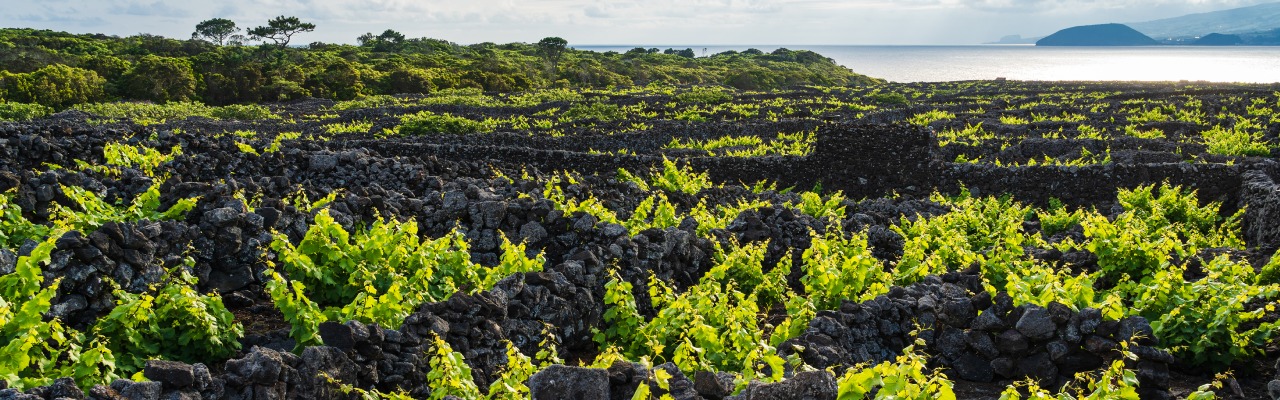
xmin=574 ymin=45 xmax=1280 ymax=83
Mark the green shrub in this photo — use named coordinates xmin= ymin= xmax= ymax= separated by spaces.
xmin=0 ymin=102 xmax=53 ymax=121
xmin=75 ymin=101 xmax=215 ymax=124
xmin=869 ymin=92 xmax=909 ymax=106
xmin=1126 ymin=255 xmax=1280 ymax=367
xmin=94 ymin=267 xmax=242 ymax=373
xmin=398 ymin=111 xmax=492 ymax=135
xmin=1 ymin=65 xmax=106 ymax=109
xmin=0 ymin=236 xmax=119 ymax=390
xmin=268 ymin=209 xmax=543 ymax=347
xmin=561 ymin=101 xmax=624 ymax=122
xmin=211 ymin=104 xmax=278 ymax=120
xmin=123 ymin=55 xmax=198 ymax=103
xmin=1202 ymin=118 xmax=1270 ymax=157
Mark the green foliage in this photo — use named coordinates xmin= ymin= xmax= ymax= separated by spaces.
xmin=836 ymin=340 xmax=957 ymax=400
xmin=894 ymin=190 xmax=1031 ymax=287
xmin=248 ymin=16 xmax=316 ymax=47
xmin=1201 ymin=118 xmax=1270 ymax=157
xmin=801 ymin=230 xmax=890 ymax=310
xmin=0 ymin=64 xmax=106 ymax=108
xmin=562 ymin=101 xmax=624 ymax=122
xmin=906 ymin=109 xmax=955 ymax=127
xmin=536 ymin=37 xmax=569 ymax=70
xmin=869 ymin=92 xmax=909 ymax=106
xmin=1123 ymin=255 xmax=1280 ymax=368
xmin=192 ymin=18 xmax=240 ymax=45
xmin=425 ymin=333 xmax=482 ymax=400
xmin=1002 ymin=265 xmax=1111 ymax=314
xmin=103 ymin=142 xmax=182 ymax=176
xmin=74 ymin=101 xmax=268 ymax=125
xmin=665 ymin=131 xmax=815 ymax=157
xmin=123 ymin=55 xmax=198 ymax=103
xmin=324 ymin=120 xmax=374 ymax=135
xmin=211 ymin=104 xmax=278 ymax=120
xmin=689 ymin=198 xmax=768 ymax=236
xmin=0 ymin=102 xmax=53 ymax=121
xmin=268 ymin=209 xmax=544 ymax=347
xmin=94 ymin=266 xmax=243 ymax=373
xmin=398 ymin=111 xmax=493 ymax=135
xmin=53 ymin=182 xmax=198 ymax=234
xmin=0 ymin=189 xmax=50 ymax=249
xmin=0 ymin=236 xmax=119 ymax=390
xmin=624 ymin=193 xmax=680 ymax=235
xmin=649 ymin=157 xmax=713 ymax=195
xmin=487 ymin=341 xmax=536 ymax=399
xmin=1086 ymin=183 xmax=1242 ymax=283
xmin=1037 ymin=198 xmax=1083 ymax=237
xmin=791 ymin=191 xmax=847 ymax=221
xmin=999 ymin=357 xmax=1140 ymax=400
xmin=1258 ymin=247 xmax=1280 ymax=285
xmin=596 ymin=243 xmax=790 ymax=380
xmin=542 ymin=173 xmax=620 ymax=224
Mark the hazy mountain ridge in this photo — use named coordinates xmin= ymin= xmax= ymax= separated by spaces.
xmin=1128 ymin=2 xmax=1280 ymax=39
xmin=999 ymin=2 xmax=1280 ymax=45
xmin=1036 ymin=24 xmax=1158 ymax=46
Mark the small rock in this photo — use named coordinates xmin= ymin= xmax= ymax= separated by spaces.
xmin=144 ymin=360 xmax=195 ymax=388
xmin=110 ymin=380 xmax=161 ymax=400
xmin=519 ymin=222 xmax=548 ymax=244
xmin=1266 ymin=380 xmax=1280 ymax=400
xmin=1015 ymin=306 xmax=1056 ymax=341
xmin=953 ymin=354 xmax=995 ymax=382
xmin=527 ymin=365 xmax=609 ymax=400
xmin=744 ymin=370 xmax=837 ymax=400
xmin=309 ymin=154 xmax=339 ymax=172
xmin=319 ymin=322 xmax=357 ymax=349
xmin=971 ymin=310 xmax=1006 ymax=332
xmin=997 ymin=329 xmax=1030 ymax=356
xmin=1015 ymin=352 xmax=1058 ymax=385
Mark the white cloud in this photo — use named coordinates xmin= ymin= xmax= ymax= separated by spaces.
xmin=0 ymin=0 xmax=1271 ymax=45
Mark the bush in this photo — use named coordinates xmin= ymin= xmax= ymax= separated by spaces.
xmin=123 ymin=55 xmax=198 ymax=103
xmin=1 ymin=65 xmax=106 ymax=109
xmin=384 ymin=68 xmax=436 ymax=95
xmin=561 ymin=101 xmax=624 ymax=122
xmin=398 ymin=110 xmax=492 ymax=135
xmin=0 ymin=102 xmax=53 ymax=121
xmin=94 ymin=268 xmax=242 ymax=373
xmin=211 ymin=104 xmax=277 ymax=120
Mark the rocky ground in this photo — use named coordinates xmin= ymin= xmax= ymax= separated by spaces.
xmin=1 ymin=82 xmax=1279 ymax=399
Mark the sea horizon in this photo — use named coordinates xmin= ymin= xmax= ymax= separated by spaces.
xmin=575 ymin=44 xmax=1280 ymax=83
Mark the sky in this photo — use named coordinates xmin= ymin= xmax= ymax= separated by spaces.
xmin=0 ymin=0 xmax=1271 ymax=45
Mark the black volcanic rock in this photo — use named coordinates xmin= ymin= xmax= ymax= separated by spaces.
xmin=1192 ymin=33 xmax=1243 ymax=45
xmin=1037 ymin=23 xmax=1159 ymax=46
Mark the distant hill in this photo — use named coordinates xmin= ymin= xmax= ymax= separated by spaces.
xmin=1129 ymin=2 xmax=1280 ymax=40
xmin=1036 ymin=24 xmax=1158 ymax=46
xmin=1191 ymin=33 xmax=1243 ymax=46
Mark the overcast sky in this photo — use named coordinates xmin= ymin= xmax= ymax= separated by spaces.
xmin=1 ymin=0 xmax=1269 ymax=45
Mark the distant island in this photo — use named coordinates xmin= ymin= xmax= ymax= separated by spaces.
xmin=1000 ymin=2 xmax=1280 ymax=46
xmin=1036 ymin=24 xmax=1158 ymax=46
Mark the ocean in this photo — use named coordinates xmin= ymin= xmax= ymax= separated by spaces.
xmin=574 ymin=45 xmax=1280 ymax=84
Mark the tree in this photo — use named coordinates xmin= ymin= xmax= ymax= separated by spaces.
xmin=357 ymin=29 xmax=406 ymax=52
xmin=248 ymin=16 xmax=315 ymax=47
xmin=123 ymin=55 xmax=197 ymax=103
xmin=0 ymin=65 xmax=106 ymax=108
xmin=536 ymin=37 xmax=568 ymax=71
xmin=193 ymin=18 xmax=240 ymax=45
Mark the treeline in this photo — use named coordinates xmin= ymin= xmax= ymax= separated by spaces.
xmin=0 ymin=25 xmax=880 ymax=109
